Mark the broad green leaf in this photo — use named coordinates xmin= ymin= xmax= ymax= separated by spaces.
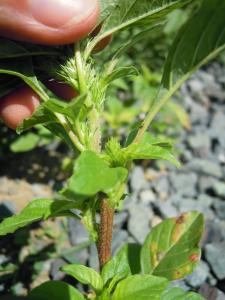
xmin=149 ymin=0 xmax=225 ymax=118
xmin=141 ymin=211 xmax=204 ymax=280
xmin=87 ymin=0 xmax=192 ymax=56
xmin=162 ymin=287 xmax=205 ymax=300
xmin=0 ymin=199 xmax=77 ymax=236
xmin=62 ymin=264 xmax=103 ymax=292
xmin=162 ymin=0 xmax=225 ymax=89
xmin=101 ymin=245 xmax=131 ymax=287
xmin=133 ymin=0 xmax=225 ymax=140
xmin=112 ymin=274 xmax=168 ymax=300
xmin=164 ymin=8 xmax=189 ymax=36
xmin=0 ymin=58 xmax=47 ymax=99
xmin=29 ymin=281 xmax=85 ymax=300
xmin=105 ymin=67 xmax=138 ymax=84
xmin=10 ymin=133 xmax=39 ymax=153
xmin=123 ymin=140 xmax=180 ymax=167
xmin=62 ymin=151 xmax=128 ymax=199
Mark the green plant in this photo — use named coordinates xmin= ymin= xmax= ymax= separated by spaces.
xmin=0 ymin=0 xmax=224 ymax=299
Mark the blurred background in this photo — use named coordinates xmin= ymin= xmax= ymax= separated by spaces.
xmin=0 ymin=7 xmax=225 ymax=300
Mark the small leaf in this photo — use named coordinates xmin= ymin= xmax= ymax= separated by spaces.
xmin=162 ymin=287 xmax=206 ymax=300
xmin=105 ymin=67 xmax=138 ymax=84
xmin=62 ymin=264 xmax=103 ymax=292
xmin=141 ymin=211 xmax=204 ymax=280
xmin=44 ymin=94 xmax=86 ymax=120
xmin=10 ymin=133 xmax=39 ymax=153
xmin=112 ymin=274 xmax=168 ymax=300
xmin=29 ymin=281 xmax=85 ymax=300
xmin=123 ymin=133 xmax=180 ymax=167
xmin=101 ymin=245 xmax=131 ymax=287
xmin=0 ymin=199 xmax=77 ymax=236
xmin=62 ymin=151 xmax=128 ymax=199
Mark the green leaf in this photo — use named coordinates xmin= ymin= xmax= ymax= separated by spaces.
xmin=0 ymin=199 xmax=77 ymax=236
xmin=105 ymin=67 xmax=138 ymax=84
xmin=16 ymin=104 xmax=57 ymax=134
xmin=133 ymin=0 xmax=225 ymax=140
xmin=112 ymin=274 xmax=168 ymax=300
xmin=123 ymin=134 xmax=180 ymax=167
xmin=141 ymin=211 xmax=204 ymax=280
xmin=89 ymin=0 xmax=192 ymax=55
xmin=28 ymin=281 xmax=85 ymax=300
xmin=62 ymin=264 xmax=103 ymax=292
xmin=101 ymin=245 xmax=131 ymax=287
xmin=43 ymin=94 xmax=86 ymax=120
xmin=162 ymin=0 xmax=225 ymax=89
xmin=10 ymin=133 xmax=39 ymax=153
xmin=162 ymin=287 xmax=205 ymax=300
xmin=62 ymin=151 xmax=128 ymax=199
xmin=96 ymin=290 xmax=111 ymax=300
xmin=16 ymin=104 xmax=76 ymax=151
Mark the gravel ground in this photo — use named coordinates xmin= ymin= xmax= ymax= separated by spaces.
xmin=0 ymin=62 xmax=225 ymax=299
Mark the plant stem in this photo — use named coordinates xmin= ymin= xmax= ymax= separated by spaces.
xmin=75 ymin=44 xmax=87 ymax=94
xmin=74 ymin=43 xmax=113 ymax=267
xmin=56 ymin=112 xmax=84 ymax=152
xmin=98 ymin=198 xmax=115 ymax=269
xmin=133 ymin=86 xmax=177 ymax=144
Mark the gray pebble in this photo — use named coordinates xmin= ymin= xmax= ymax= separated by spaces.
xmin=217 ymin=290 xmax=225 ymax=300
xmin=68 ymin=218 xmax=89 ymax=246
xmin=152 ymin=175 xmax=170 ymax=196
xmin=212 ymin=181 xmax=225 ymax=199
xmin=128 ymin=205 xmax=153 ymax=243
xmin=113 ymin=211 xmax=128 ymax=228
xmin=50 ymin=258 xmax=66 ymax=280
xmin=139 ymin=189 xmax=156 ymax=206
xmin=169 ymin=172 xmax=198 ymax=198
xmin=205 ymin=241 xmax=225 ymax=280
xmin=213 ymin=200 xmax=225 ymax=220
xmin=156 ymin=200 xmax=178 ymax=218
xmin=89 ymin=244 xmax=99 ymax=271
xmin=186 ymin=159 xmax=222 ymax=178
xmin=112 ymin=229 xmax=129 ymax=254
xmin=187 ymin=132 xmax=211 ymax=158
xmin=130 ymin=166 xmax=148 ymax=192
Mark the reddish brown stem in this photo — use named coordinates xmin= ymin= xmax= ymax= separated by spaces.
xmin=98 ymin=198 xmax=115 ymax=269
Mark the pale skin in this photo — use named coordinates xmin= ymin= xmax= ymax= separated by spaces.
xmin=0 ymin=0 xmax=100 ymax=129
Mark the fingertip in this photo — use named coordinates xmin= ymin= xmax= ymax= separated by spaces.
xmin=0 ymin=86 xmax=40 ymax=130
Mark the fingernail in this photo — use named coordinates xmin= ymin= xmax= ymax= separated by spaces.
xmin=30 ymin=0 xmax=98 ymax=28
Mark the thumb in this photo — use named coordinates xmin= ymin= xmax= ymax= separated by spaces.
xmin=0 ymin=0 xmax=99 ymax=45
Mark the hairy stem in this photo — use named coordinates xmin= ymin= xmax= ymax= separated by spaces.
xmin=98 ymin=198 xmax=115 ymax=269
